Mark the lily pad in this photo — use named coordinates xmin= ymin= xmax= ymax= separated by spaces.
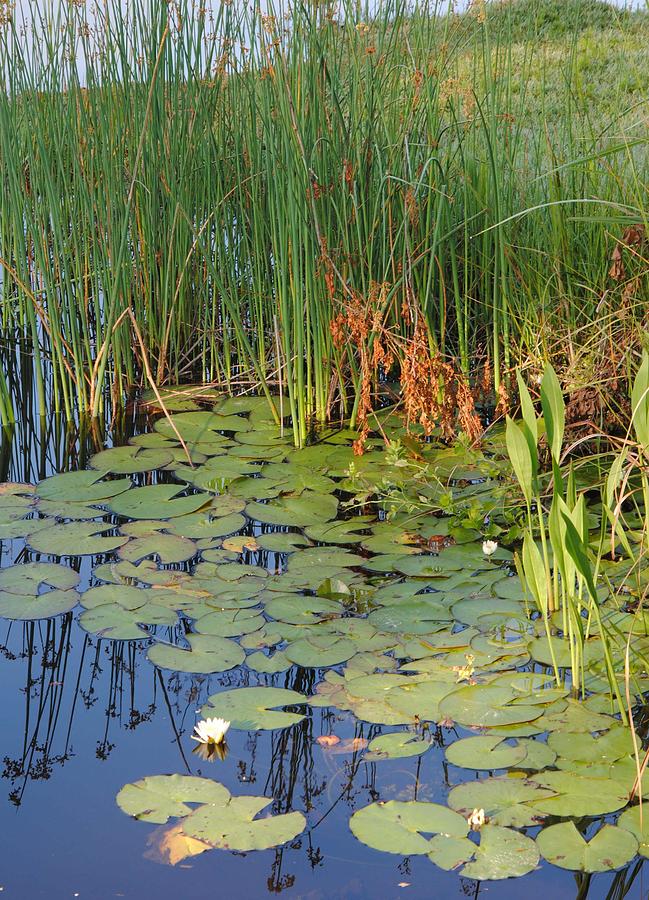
xmin=27 ymin=522 xmax=128 ymax=556
xmin=36 ymin=470 xmax=132 ymax=503
xmin=245 ymin=492 xmax=338 ymax=527
xmin=350 ymin=800 xmax=468 ymax=855
xmin=0 ymin=561 xmax=80 ymax=594
xmin=183 ymin=795 xmax=306 ymax=851
xmin=119 ymin=533 xmax=197 ymax=564
xmin=365 ymin=731 xmax=432 ymax=761
xmin=448 ymin=776 xmax=553 ymax=828
xmin=201 ymin=687 xmax=307 ymax=730
xmin=0 ymin=588 xmax=79 ymax=620
xmin=439 ymin=685 xmax=543 ymax=729
xmin=90 ymin=445 xmax=174 ymax=474
xmin=528 ymin=771 xmax=629 ymax=817
xmin=446 ymin=735 xmax=528 ymax=770
xmin=117 ymin=774 xmax=230 ymax=823
xmin=460 ymin=824 xmax=540 ymax=880
xmin=79 ymin=601 xmax=177 ymax=640
xmin=618 ymin=806 xmax=649 ymax=857
xmin=147 ymin=633 xmax=244 ymax=673
xmin=109 ymin=484 xmax=209 ymax=520
xmin=536 ymin=821 xmax=638 ymax=873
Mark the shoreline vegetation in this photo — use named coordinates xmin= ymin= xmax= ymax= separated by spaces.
xmin=0 ymin=0 xmax=647 ymax=445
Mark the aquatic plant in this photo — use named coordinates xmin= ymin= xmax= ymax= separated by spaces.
xmin=0 ymin=0 xmax=647 ymax=443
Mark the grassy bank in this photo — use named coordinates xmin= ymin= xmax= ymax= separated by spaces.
xmin=0 ymin=0 xmax=647 ymax=443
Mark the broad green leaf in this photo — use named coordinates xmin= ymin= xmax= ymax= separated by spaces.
xmin=27 ymin=521 xmax=128 ymax=556
xmin=365 ymin=731 xmax=432 ymax=761
xmin=449 ymin=776 xmax=552 ymax=828
xmin=183 ymin=794 xmax=306 ymax=851
xmin=116 ymin=774 xmax=230 ymax=823
xmin=460 ymin=825 xmax=539 ymax=880
xmin=110 ymin=484 xmax=209 ymax=520
xmin=201 ymin=687 xmax=307 ymax=730
xmin=147 ymin=634 xmax=244 ymax=673
xmin=36 ymin=470 xmax=132 ymax=503
xmin=350 ymin=800 xmax=468 ymax=855
xmin=537 ymin=821 xmax=637 ymax=872
xmin=446 ymin=735 xmax=527 ymax=770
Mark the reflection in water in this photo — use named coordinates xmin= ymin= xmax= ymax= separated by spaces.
xmin=1 ymin=600 xmax=648 ymax=898
xmin=1 ymin=419 xmax=648 ymax=899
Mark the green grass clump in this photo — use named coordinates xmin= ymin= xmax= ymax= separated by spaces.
xmin=0 ymin=0 xmax=647 ymax=443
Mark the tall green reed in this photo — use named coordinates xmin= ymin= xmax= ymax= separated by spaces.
xmin=0 ymin=0 xmax=646 ymax=443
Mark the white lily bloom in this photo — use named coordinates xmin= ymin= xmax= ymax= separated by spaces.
xmin=467 ymin=807 xmax=486 ymax=830
xmin=482 ymin=540 xmax=498 ymax=556
xmin=191 ymin=717 xmax=230 ymax=746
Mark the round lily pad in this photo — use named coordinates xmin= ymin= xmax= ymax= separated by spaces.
xmin=536 ymin=821 xmax=638 ymax=872
xmin=446 ymin=735 xmax=528 ymax=770
xmin=439 ymin=684 xmax=544 ymax=729
xmin=147 ymin=633 xmax=244 ymax=673
xmin=448 ymin=776 xmax=553 ymax=828
xmin=350 ymin=800 xmax=468 ymax=855
xmin=36 ymin=470 xmax=132 ymax=503
xmin=0 ymin=588 xmax=79 ymax=620
xmin=365 ymin=731 xmax=432 ymax=761
xmin=90 ymin=445 xmax=174 ymax=474
xmin=117 ymin=774 xmax=230 ymax=823
xmin=460 ymin=824 xmax=540 ymax=880
xmin=183 ymin=795 xmax=306 ymax=851
xmin=0 ymin=561 xmax=80 ymax=594
xmin=109 ymin=484 xmax=209 ymax=520
xmin=27 ymin=521 xmax=129 ymax=556
xmin=201 ymin=686 xmax=307 ymax=730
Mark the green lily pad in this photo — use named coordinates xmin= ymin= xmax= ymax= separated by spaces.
xmin=147 ymin=633 xmax=244 ymax=673
xmin=350 ymin=800 xmax=468 ymax=855
xmin=79 ymin=601 xmax=177 ymax=640
xmin=36 ymin=470 xmax=132 ymax=503
xmin=536 ymin=821 xmax=638 ymax=873
xmin=246 ymin=650 xmax=290 ymax=674
xmin=460 ymin=825 xmax=540 ymax=880
xmin=439 ymin=685 xmax=543 ymax=729
xmin=368 ymin=600 xmax=453 ymax=633
xmin=0 ymin=588 xmax=79 ymax=620
xmin=183 ymin=795 xmax=306 ymax=851
xmin=194 ymin=607 xmax=265 ymax=638
xmin=0 ymin=561 xmax=80 ymax=594
xmin=154 ymin=410 xmax=251 ymax=441
xmin=201 ymin=687 xmax=307 ymax=730
xmin=27 ymin=522 xmax=129 ymax=556
xmin=529 ymin=771 xmax=629 ymax=817
xmin=166 ymin=512 xmax=246 ymax=539
xmin=109 ymin=484 xmax=209 ymax=519
xmin=118 ymin=533 xmax=197 ymax=564
xmin=256 ymin=532 xmax=312 ymax=552
xmin=365 ymin=731 xmax=432 ymax=761
xmin=448 ymin=776 xmax=553 ymax=828
xmin=264 ymin=594 xmax=342 ymax=625
xmin=446 ymin=735 xmax=528 ymax=770
xmin=246 ymin=492 xmax=338 ymax=527
xmin=284 ymin=634 xmax=356 ymax=667
xmin=548 ymin=725 xmax=635 ymax=765
xmin=90 ymin=445 xmax=174 ymax=474
xmin=618 ymin=806 xmax=649 ymax=857
xmin=117 ymin=774 xmax=230 ymax=823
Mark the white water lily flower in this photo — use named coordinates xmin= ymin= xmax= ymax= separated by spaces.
xmin=467 ymin=807 xmax=486 ymax=831
xmin=191 ymin=717 xmax=230 ymax=746
xmin=482 ymin=540 xmax=498 ymax=556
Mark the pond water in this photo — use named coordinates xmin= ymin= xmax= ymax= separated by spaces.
xmin=1 ymin=394 xmax=648 ymax=899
